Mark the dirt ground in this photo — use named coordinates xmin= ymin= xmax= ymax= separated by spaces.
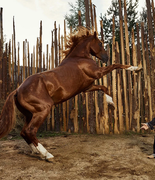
xmin=0 ymin=133 xmax=155 ymax=180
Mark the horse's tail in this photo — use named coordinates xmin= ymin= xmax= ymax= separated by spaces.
xmin=0 ymin=90 xmax=17 ymax=139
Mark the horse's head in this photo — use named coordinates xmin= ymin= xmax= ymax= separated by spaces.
xmin=89 ymin=32 xmax=108 ymax=63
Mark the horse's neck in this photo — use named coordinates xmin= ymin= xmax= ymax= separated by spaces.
xmin=68 ymin=39 xmax=90 ymax=58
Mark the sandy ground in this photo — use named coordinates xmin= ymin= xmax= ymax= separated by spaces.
xmin=0 ymin=133 xmax=155 ymax=180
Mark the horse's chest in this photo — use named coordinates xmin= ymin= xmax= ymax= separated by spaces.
xmin=81 ymin=78 xmax=94 ymax=90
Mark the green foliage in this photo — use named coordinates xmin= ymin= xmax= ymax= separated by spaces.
xmin=65 ymin=0 xmax=86 ymax=30
xmin=139 ymin=7 xmax=148 ymax=32
xmin=100 ymin=0 xmax=139 ymax=46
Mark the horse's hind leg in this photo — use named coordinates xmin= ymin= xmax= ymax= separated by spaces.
xmin=22 ymin=101 xmax=54 ymax=162
xmin=15 ymin=97 xmax=39 ymax=154
xmin=21 ymin=119 xmax=40 ymax=154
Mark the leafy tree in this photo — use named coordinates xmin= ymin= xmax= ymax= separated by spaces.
xmin=139 ymin=7 xmax=148 ymax=32
xmin=100 ymin=0 xmax=139 ymax=46
xmin=65 ymin=0 xmax=86 ymax=31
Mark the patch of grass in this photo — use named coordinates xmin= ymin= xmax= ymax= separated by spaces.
xmin=37 ymin=131 xmax=70 ymax=138
xmin=0 ymin=131 xmax=72 ymax=141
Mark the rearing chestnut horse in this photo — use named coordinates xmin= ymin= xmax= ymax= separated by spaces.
xmin=0 ymin=29 xmax=141 ymax=162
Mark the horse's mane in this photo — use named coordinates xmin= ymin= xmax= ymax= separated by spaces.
xmin=63 ymin=27 xmax=93 ymax=58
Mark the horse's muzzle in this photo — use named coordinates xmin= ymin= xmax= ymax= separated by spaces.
xmin=101 ymin=54 xmax=108 ymax=63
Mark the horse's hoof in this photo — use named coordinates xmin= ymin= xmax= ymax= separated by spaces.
xmin=108 ymin=102 xmax=115 ymax=110
xmin=46 ymin=157 xmax=54 ymax=163
xmin=135 ymin=67 xmax=143 ymax=72
xmin=147 ymin=154 xmax=155 ymax=159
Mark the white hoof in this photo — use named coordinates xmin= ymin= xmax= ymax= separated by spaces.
xmin=46 ymin=153 xmax=54 ymax=162
xmin=36 ymin=143 xmax=54 ymax=162
xmin=126 ymin=66 xmax=138 ymax=71
xmin=126 ymin=66 xmax=142 ymax=72
xmin=46 ymin=152 xmax=54 ymax=159
xmin=106 ymin=94 xmax=115 ymax=109
xmin=29 ymin=143 xmax=39 ymax=154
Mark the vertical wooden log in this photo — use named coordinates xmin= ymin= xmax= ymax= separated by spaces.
xmin=132 ymin=28 xmax=138 ymax=131
xmin=17 ymin=42 xmax=20 ymax=87
xmin=36 ymin=38 xmax=39 ymax=73
xmin=27 ymin=42 xmax=30 ymax=77
xmin=119 ymin=0 xmax=129 ymax=130
xmin=136 ymin=23 xmax=143 ymax=132
xmin=90 ymin=0 xmax=94 ymax=32
xmin=124 ymin=0 xmax=133 ymax=129
xmin=3 ymin=43 xmax=7 ymax=99
xmin=146 ymin=0 xmax=155 ymax=117
xmin=78 ymin=10 xmax=82 ymax=27
xmin=60 ymin=35 xmax=64 ymax=63
xmin=58 ymin=25 xmax=61 ymax=65
xmin=13 ymin=17 xmax=17 ymax=88
xmin=116 ymin=42 xmax=124 ymax=132
xmin=48 ymin=52 xmax=51 ymax=70
xmin=0 ymin=8 xmax=3 ymax=98
xmin=8 ymin=40 xmax=11 ymax=93
xmin=43 ymin=53 xmax=45 ymax=71
xmin=12 ymin=35 xmax=14 ymax=88
xmin=100 ymin=20 xmax=104 ymax=45
xmin=145 ymin=33 xmax=153 ymax=120
xmin=141 ymin=23 xmax=150 ymax=123
xmin=54 ymin=21 xmax=58 ymax=67
xmin=32 ymin=46 xmax=35 ymax=75
xmin=30 ymin=53 xmax=33 ymax=76
xmin=39 ymin=21 xmax=42 ymax=72
xmin=46 ymin=44 xmax=48 ymax=70
xmin=107 ymin=45 xmax=113 ymax=134
xmin=93 ymin=5 xmax=97 ymax=35
xmin=51 ymin=31 xmax=54 ymax=69
xmin=25 ymin=39 xmax=27 ymax=78
xmin=23 ymin=41 xmax=25 ymax=81
xmin=64 ymin=20 xmax=67 ymax=49
xmin=85 ymin=0 xmax=90 ymax=28
xmin=112 ymin=16 xmax=119 ymax=134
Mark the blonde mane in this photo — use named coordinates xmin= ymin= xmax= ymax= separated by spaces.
xmin=63 ymin=27 xmax=93 ymax=58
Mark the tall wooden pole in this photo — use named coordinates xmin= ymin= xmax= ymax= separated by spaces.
xmin=119 ymin=0 xmax=129 ymax=130
xmin=23 ymin=41 xmax=25 ymax=81
xmin=85 ymin=0 xmax=90 ymax=28
xmin=124 ymin=0 xmax=133 ymax=129
xmin=136 ymin=24 xmax=142 ymax=132
xmin=146 ymin=0 xmax=155 ymax=117
xmin=90 ymin=0 xmax=94 ymax=32
xmin=141 ymin=22 xmax=151 ymax=123
xmin=0 ymin=8 xmax=3 ymax=98
xmin=17 ymin=42 xmax=20 ymax=87
xmin=36 ymin=38 xmax=39 ymax=73
xmin=8 ymin=40 xmax=11 ymax=93
xmin=132 ymin=28 xmax=138 ymax=131
xmin=112 ymin=16 xmax=119 ymax=134
xmin=39 ymin=21 xmax=42 ymax=72
xmin=13 ymin=17 xmax=17 ymax=88
xmin=93 ymin=5 xmax=97 ymax=34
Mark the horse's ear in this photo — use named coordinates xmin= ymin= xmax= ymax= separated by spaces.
xmin=94 ymin=31 xmax=97 ymax=38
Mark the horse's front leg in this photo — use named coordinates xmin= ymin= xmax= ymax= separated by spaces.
xmin=101 ymin=64 xmax=142 ymax=76
xmin=84 ymin=85 xmax=115 ymax=108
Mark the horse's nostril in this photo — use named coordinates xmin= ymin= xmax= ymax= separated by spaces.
xmin=101 ymin=54 xmax=108 ymax=63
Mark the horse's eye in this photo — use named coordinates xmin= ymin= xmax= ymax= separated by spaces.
xmin=99 ymin=42 xmax=102 ymax=47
